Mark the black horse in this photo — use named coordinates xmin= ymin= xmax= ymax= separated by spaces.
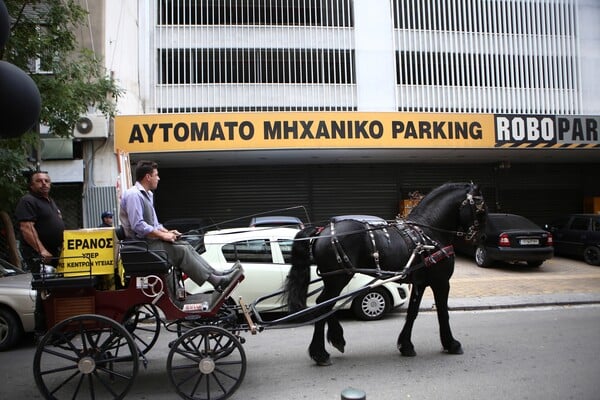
xmin=284 ymin=182 xmax=487 ymax=366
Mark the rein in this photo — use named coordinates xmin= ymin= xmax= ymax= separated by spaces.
xmin=401 ymin=220 xmax=469 ymax=239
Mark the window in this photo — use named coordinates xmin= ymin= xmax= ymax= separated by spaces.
xmin=396 ymin=51 xmax=574 ymax=89
xmin=278 ymin=240 xmax=294 ymax=264
xmin=222 ymin=239 xmax=273 ymax=263
xmin=570 ymin=217 xmax=590 ymax=231
xmin=158 ymin=0 xmax=354 ymax=27
xmin=392 ymin=0 xmax=574 ymax=35
xmin=159 ymin=48 xmax=355 ymax=85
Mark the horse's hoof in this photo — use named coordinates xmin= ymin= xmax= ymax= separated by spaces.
xmin=309 ymin=349 xmax=332 ymax=366
xmin=314 ymin=357 xmax=332 ymax=366
xmin=399 ymin=346 xmax=416 ymax=357
xmin=445 ymin=342 xmax=463 ymax=355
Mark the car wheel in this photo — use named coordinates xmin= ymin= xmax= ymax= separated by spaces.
xmin=351 ymin=288 xmax=390 ymax=321
xmin=527 ymin=261 xmax=544 ymax=268
xmin=583 ymin=246 xmax=600 ymax=266
xmin=475 ymin=246 xmax=493 ymax=267
xmin=0 ymin=308 xmax=23 ymax=351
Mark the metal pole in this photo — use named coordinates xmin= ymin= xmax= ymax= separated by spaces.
xmin=341 ymin=387 xmax=366 ymax=400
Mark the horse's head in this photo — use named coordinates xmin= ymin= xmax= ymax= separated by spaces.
xmin=458 ymin=183 xmax=487 ymax=243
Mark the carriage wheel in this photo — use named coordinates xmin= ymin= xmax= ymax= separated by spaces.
xmin=176 ymin=305 xmax=241 ymax=357
xmin=167 ymin=326 xmax=246 ymax=400
xmin=123 ymin=303 xmax=161 ymax=355
xmin=33 ymin=314 xmax=139 ymax=400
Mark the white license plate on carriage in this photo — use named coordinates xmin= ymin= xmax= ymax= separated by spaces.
xmin=520 ymin=239 xmax=539 ymax=245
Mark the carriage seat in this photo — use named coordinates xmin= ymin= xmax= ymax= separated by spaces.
xmin=331 ymin=215 xmax=388 ymax=226
xmin=119 ymin=241 xmax=171 ymax=275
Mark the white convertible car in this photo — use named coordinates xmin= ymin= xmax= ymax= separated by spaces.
xmin=184 ymin=227 xmax=410 ymax=320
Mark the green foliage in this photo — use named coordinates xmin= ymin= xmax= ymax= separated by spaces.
xmin=2 ymin=0 xmax=122 ymax=136
xmin=0 ymin=0 xmax=123 ymax=211
xmin=0 ymin=132 xmax=36 ymax=211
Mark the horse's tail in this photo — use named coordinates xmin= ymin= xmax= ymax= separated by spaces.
xmin=284 ymin=226 xmax=319 ymax=313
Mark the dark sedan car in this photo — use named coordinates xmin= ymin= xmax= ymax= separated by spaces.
xmin=456 ymin=213 xmax=554 ymax=268
xmin=545 ymin=214 xmax=600 ymax=265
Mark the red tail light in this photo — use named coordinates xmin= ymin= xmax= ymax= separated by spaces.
xmin=547 ymin=233 xmax=553 ymax=246
xmin=498 ymin=233 xmax=511 ymax=247
xmin=181 ymin=273 xmax=188 ymax=280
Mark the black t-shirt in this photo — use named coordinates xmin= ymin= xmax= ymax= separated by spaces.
xmin=15 ymin=192 xmax=65 ymax=257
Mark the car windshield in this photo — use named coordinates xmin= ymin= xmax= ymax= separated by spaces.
xmin=488 ymin=214 xmax=540 ymax=231
xmin=570 ymin=217 xmax=590 ymax=231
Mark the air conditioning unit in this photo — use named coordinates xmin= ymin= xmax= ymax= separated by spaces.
xmin=73 ymin=114 xmax=109 ymax=139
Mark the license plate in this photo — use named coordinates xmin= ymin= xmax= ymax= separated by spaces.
xmin=520 ymin=239 xmax=539 ymax=245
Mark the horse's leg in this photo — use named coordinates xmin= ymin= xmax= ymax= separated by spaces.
xmin=431 ymin=281 xmax=463 ymax=355
xmin=308 ymin=276 xmax=350 ymax=366
xmin=325 ymin=276 xmax=352 ymax=355
xmin=397 ymin=283 xmax=425 ymax=357
xmin=309 ymin=317 xmax=330 ymax=366
xmin=326 ymin=317 xmax=345 ymax=354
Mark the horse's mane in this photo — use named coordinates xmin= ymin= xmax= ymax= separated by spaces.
xmin=408 ymin=182 xmax=472 ymax=224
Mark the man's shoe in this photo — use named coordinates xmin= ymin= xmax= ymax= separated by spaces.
xmin=216 ymin=261 xmax=242 ymax=276
xmin=214 ymin=270 xmax=239 ymax=293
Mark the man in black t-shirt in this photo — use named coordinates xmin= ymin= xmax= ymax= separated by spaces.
xmin=15 ymin=171 xmax=65 ymax=271
xmin=14 ymin=171 xmax=65 ymax=337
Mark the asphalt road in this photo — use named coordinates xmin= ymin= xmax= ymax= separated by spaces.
xmin=1 ymin=255 xmax=598 ymax=399
xmin=1 ymin=305 xmax=598 ymax=400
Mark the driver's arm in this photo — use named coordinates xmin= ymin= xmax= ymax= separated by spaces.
xmin=19 ymin=221 xmax=52 ymax=261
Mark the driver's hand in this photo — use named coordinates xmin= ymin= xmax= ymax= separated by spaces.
xmin=163 ymin=231 xmax=178 ymax=242
xmin=40 ymin=249 xmax=52 ymax=264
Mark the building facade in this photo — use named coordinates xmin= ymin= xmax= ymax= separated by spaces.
xmin=45 ymin=0 xmax=600 ymax=228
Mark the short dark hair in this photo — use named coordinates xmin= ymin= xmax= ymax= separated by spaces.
xmin=134 ymin=160 xmax=158 ymax=182
xmin=27 ymin=170 xmax=50 ymax=186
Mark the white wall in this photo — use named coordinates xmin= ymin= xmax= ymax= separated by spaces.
xmin=104 ymin=0 xmax=145 ymax=115
xmin=579 ymin=0 xmax=600 ymax=114
xmin=353 ymin=0 xmax=397 ymax=111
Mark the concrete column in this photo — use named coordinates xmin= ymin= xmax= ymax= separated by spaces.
xmin=354 ymin=0 xmax=397 ymax=111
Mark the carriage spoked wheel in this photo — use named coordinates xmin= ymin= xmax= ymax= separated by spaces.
xmin=33 ymin=314 xmax=139 ymax=400
xmin=167 ymin=326 xmax=246 ymax=400
xmin=122 ymin=303 xmax=161 ymax=355
xmin=175 ymin=305 xmax=242 ymax=356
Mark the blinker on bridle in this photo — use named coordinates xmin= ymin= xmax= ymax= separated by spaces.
xmin=459 ymin=191 xmax=486 ymax=241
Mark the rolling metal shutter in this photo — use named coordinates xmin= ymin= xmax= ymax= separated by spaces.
xmin=154 ymin=162 xmax=598 ymax=229
xmin=155 ymin=163 xmax=497 ymax=228
xmin=156 ymin=166 xmax=311 ymax=228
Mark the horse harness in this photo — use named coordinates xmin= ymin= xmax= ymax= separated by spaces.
xmin=321 ymin=217 xmax=454 ymax=280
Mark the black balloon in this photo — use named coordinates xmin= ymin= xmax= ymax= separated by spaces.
xmin=0 ymin=0 xmax=8 ymax=50
xmin=0 ymin=61 xmax=42 ymax=139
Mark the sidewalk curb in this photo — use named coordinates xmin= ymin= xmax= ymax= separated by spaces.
xmin=418 ymin=293 xmax=600 ymax=311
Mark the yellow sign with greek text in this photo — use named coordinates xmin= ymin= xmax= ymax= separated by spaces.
xmin=115 ymin=112 xmax=496 ymax=153
xmin=57 ymin=228 xmax=116 ymax=277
